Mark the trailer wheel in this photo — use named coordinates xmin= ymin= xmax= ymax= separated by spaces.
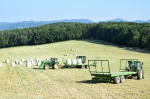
xmin=44 ymin=65 xmax=49 ymax=70
xmin=53 ymin=62 xmax=60 ymax=69
xmin=113 ymin=76 xmax=120 ymax=84
xmin=120 ymin=76 xmax=125 ymax=83
xmin=142 ymin=70 xmax=144 ymax=79
xmin=81 ymin=65 xmax=85 ymax=69
xmin=85 ymin=65 xmax=88 ymax=69
xmin=137 ymin=70 xmax=142 ymax=80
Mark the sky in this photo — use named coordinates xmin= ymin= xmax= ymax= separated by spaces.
xmin=0 ymin=0 xmax=150 ymax=22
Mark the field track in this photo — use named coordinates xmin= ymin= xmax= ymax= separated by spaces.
xmin=0 ymin=39 xmax=150 ymax=99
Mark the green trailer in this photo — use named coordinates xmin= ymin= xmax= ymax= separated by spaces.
xmin=88 ymin=59 xmax=144 ymax=84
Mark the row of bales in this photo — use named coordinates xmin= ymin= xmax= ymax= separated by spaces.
xmin=66 ymin=58 xmax=82 ymax=65
xmin=0 ymin=58 xmax=51 ymax=67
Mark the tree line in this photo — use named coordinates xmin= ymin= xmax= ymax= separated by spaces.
xmin=0 ymin=22 xmax=150 ymax=50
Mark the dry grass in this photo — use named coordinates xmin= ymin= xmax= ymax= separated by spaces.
xmin=0 ymin=39 xmax=150 ymax=99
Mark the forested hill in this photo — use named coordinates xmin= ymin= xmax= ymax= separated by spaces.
xmin=0 ymin=19 xmax=93 ymax=30
xmin=0 ymin=22 xmax=150 ymax=50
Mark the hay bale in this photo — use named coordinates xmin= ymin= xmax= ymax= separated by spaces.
xmin=66 ymin=59 xmax=71 ymax=65
xmin=11 ymin=62 xmax=15 ymax=66
xmin=31 ymin=61 xmax=34 ymax=64
xmin=26 ymin=62 xmax=31 ymax=67
xmin=18 ymin=61 xmax=23 ymax=64
xmin=37 ymin=62 xmax=41 ymax=66
xmin=5 ymin=59 xmax=9 ymax=63
xmin=0 ymin=62 xmax=2 ymax=66
xmin=21 ymin=59 xmax=24 ymax=62
xmin=29 ymin=58 xmax=32 ymax=61
xmin=35 ymin=58 xmax=39 ymax=61
xmin=46 ymin=58 xmax=49 ymax=60
xmin=38 ymin=60 xmax=41 ymax=63
xmin=15 ymin=60 xmax=19 ymax=64
xmin=26 ymin=59 xmax=30 ymax=62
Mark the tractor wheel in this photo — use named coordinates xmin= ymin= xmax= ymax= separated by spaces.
xmin=53 ymin=63 xmax=60 ymax=69
xmin=44 ymin=65 xmax=49 ymax=70
xmin=120 ymin=76 xmax=125 ymax=83
xmin=137 ymin=70 xmax=142 ymax=80
xmin=113 ymin=76 xmax=120 ymax=84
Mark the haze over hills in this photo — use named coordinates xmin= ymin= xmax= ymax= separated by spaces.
xmin=0 ymin=18 xmax=150 ymax=31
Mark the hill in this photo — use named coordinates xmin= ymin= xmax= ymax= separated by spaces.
xmin=0 ymin=19 xmax=94 ymax=30
xmin=0 ymin=39 xmax=150 ymax=98
xmin=1 ymin=18 xmax=150 ymax=30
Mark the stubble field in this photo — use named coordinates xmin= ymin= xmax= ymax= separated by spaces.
xmin=0 ymin=39 xmax=150 ymax=99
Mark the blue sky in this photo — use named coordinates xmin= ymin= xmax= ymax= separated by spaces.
xmin=0 ymin=0 xmax=150 ymax=22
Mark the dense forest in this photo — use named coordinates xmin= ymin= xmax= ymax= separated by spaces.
xmin=0 ymin=22 xmax=150 ymax=50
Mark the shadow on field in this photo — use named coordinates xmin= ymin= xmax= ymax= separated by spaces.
xmin=32 ymin=68 xmax=46 ymax=70
xmin=78 ymin=39 xmax=150 ymax=54
xmin=76 ymin=80 xmax=106 ymax=84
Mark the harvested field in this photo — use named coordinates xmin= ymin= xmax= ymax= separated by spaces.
xmin=0 ymin=39 xmax=150 ymax=99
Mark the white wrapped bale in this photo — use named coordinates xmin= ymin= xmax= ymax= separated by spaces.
xmin=35 ymin=58 xmax=39 ymax=61
xmin=0 ymin=62 xmax=2 ymax=66
xmin=46 ymin=58 xmax=49 ymax=60
xmin=15 ymin=60 xmax=19 ymax=64
xmin=26 ymin=59 xmax=30 ymax=62
xmin=21 ymin=59 xmax=24 ymax=62
xmin=77 ymin=59 xmax=82 ymax=65
xmin=31 ymin=61 xmax=34 ymax=64
xmin=38 ymin=60 xmax=41 ymax=63
xmin=11 ymin=62 xmax=15 ymax=66
xmin=5 ymin=59 xmax=9 ymax=63
xmin=66 ymin=59 xmax=71 ymax=65
xmin=26 ymin=62 xmax=31 ymax=67
xmin=37 ymin=62 xmax=41 ymax=66
xmin=18 ymin=61 xmax=23 ymax=64
xmin=29 ymin=58 xmax=32 ymax=61
xmin=72 ymin=59 xmax=77 ymax=65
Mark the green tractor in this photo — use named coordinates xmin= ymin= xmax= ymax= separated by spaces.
xmin=39 ymin=58 xmax=61 ymax=69
xmin=121 ymin=59 xmax=144 ymax=79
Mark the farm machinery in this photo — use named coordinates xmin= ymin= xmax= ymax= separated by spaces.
xmin=62 ymin=56 xmax=100 ymax=69
xmin=39 ymin=58 xmax=61 ymax=69
xmin=88 ymin=59 xmax=144 ymax=84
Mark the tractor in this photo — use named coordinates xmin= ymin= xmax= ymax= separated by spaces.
xmin=122 ymin=59 xmax=144 ymax=79
xmin=39 ymin=58 xmax=61 ymax=69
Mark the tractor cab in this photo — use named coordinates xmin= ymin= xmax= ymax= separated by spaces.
xmin=51 ymin=58 xmax=58 ymax=62
xmin=126 ymin=61 xmax=143 ymax=71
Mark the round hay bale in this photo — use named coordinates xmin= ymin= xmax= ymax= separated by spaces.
xmin=5 ymin=59 xmax=9 ymax=63
xmin=21 ymin=59 xmax=24 ymax=62
xmin=26 ymin=59 xmax=30 ymax=62
xmin=11 ymin=62 xmax=15 ymax=66
xmin=0 ymin=62 xmax=2 ymax=66
xmin=18 ymin=61 xmax=22 ymax=64
xmin=46 ymin=58 xmax=49 ymax=60
xmin=31 ymin=61 xmax=34 ymax=64
xmin=37 ymin=62 xmax=41 ymax=66
xmin=77 ymin=59 xmax=82 ymax=65
xmin=66 ymin=59 xmax=71 ymax=65
xmin=26 ymin=62 xmax=31 ymax=67
xmin=35 ymin=58 xmax=39 ymax=61
xmin=72 ymin=59 xmax=77 ymax=65
xmin=15 ymin=60 xmax=19 ymax=64
xmin=38 ymin=60 xmax=41 ymax=63
xmin=29 ymin=58 xmax=32 ymax=61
